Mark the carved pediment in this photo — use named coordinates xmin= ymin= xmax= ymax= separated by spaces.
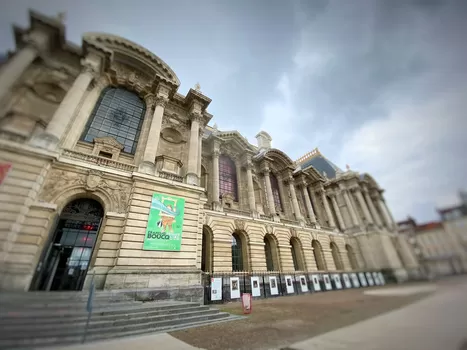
xmin=93 ymin=136 xmax=124 ymax=150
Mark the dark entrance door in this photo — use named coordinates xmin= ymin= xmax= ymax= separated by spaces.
xmin=33 ymin=198 xmax=104 ymax=291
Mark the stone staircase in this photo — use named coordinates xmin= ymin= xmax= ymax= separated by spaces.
xmin=0 ymin=291 xmax=239 ymax=349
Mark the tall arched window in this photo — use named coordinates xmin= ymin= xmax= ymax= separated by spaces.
xmin=331 ymin=242 xmax=344 ymax=270
xmin=290 ymin=237 xmax=304 ymax=271
xmin=270 ymin=173 xmax=283 ymax=212
xmin=312 ymin=239 xmax=326 ymax=271
xmin=81 ymin=87 xmax=146 ymax=154
xmin=264 ymin=235 xmax=276 ymax=271
xmin=231 ymin=233 xmax=243 ymax=271
xmin=346 ymin=244 xmax=358 ymax=270
xmin=219 ymin=155 xmax=238 ymax=201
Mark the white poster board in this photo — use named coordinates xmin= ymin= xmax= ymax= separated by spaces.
xmin=285 ymin=275 xmax=294 ymax=294
xmin=211 ymin=277 xmax=222 ymax=301
xmin=358 ymin=272 xmax=368 ymax=287
xmin=299 ymin=275 xmax=308 ymax=292
xmin=311 ymin=274 xmax=321 ymax=291
xmin=366 ymin=272 xmax=375 ymax=286
xmin=378 ymin=272 xmax=386 ymax=285
xmin=251 ymin=276 xmax=261 ymax=297
xmin=372 ymin=272 xmax=381 ymax=285
xmin=342 ymin=273 xmax=352 ymax=288
xmin=230 ymin=277 xmax=240 ymax=299
xmin=323 ymin=274 xmax=332 ymax=290
xmin=269 ymin=276 xmax=279 ymax=295
xmin=350 ymin=273 xmax=360 ymax=288
xmin=332 ymin=274 xmax=343 ymax=289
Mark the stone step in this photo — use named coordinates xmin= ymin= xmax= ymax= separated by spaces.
xmin=0 ymin=312 xmax=234 ymax=349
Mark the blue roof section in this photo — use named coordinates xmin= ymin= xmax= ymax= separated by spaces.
xmin=301 ymin=155 xmax=341 ymax=179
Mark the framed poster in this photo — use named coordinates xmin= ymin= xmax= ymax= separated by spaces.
xmin=311 ymin=274 xmax=321 ymax=291
xmin=299 ymin=275 xmax=308 ymax=292
xmin=358 ymin=272 xmax=368 ymax=287
xmin=211 ymin=277 xmax=222 ymax=301
xmin=366 ymin=272 xmax=375 ymax=286
xmin=230 ymin=277 xmax=240 ymax=299
xmin=323 ymin=274 xmax=332 ymax=290
xmin=0 ymin=163 xmax=12 ymax=186
xmin=372 ymin=272 xmax=380 ymax=285
xmin=378 ymin=272 xmax=386 ymax=285
xmin=143 ymin=193 xmax=185 ymax=251
xmin=251 ymin=276 xmax=261 ymax=297
xmin=269 ymin=276 xmax=279 ymax=295
xmin=332 ymin=274 xmax=342 ymax=289
xmin=350 ymin=273 xmax=360 ymax=288
xmin=285 ymin=275 xmax=294 ymax=294
xmin=342 ymin=273 xmax=352 ymax=288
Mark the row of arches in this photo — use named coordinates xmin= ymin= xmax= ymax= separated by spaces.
xmin=201 ymin=225 xmax=360 ymax=273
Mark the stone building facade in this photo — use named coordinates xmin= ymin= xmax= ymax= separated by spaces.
xmin=0 ymin=11 xmax=416 ymax=293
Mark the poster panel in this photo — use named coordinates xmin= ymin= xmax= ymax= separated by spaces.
xmin=0 ymin=163 xmax=12 ymax=186
xmin=143 ymin=193 xmax=185 ymax=251
xmin=230 ymin=277 xmax=241 ymax=299
xmin=211 ymin=277 xmax=222 ymax=301
xmin=378 ymin=272 xmax=386 ymax=285
xmin=366 ymin=272 xmax=375 ymax=286
xmin=350 ymin=273 xmax=360 ymax=288
xmin=311 ymin=274 xmax=321 ymax=291
xmin=358 ymin=272 xmax=368 ymax=287
xmin=251 ymin=276 xmax=261 ymax=297
xmin=342 ymin=273 xmax=352 ymax=288
xmin=269 ymin=276 xmax=279 ymax=295
xmin=299 ymin=275 xmax=308 ymax=292
xmin=332 ymin=274 xmax=343 ymax=289
xmin=285 ymin=275 xmax=294 ymax=294
xmin=242 ymin=293 xmax=252 ymax=314
xmin=323 ymin=274 xmax=332 ymax=290
xmin=372 ymin=272 xmax=381 ymax=285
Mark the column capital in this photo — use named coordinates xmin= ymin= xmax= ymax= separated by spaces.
xmin=155 ymin=96 xmax=169 ymax=108
xmin=189 ymin=111 xmax=204 ymax=123
xmin=144 ymin=93 xmax=156 ymax=107
xmin=22 ymin=30 xmax=50 ymax=52
xmin=212 ymin=149 xmax=221 ymax=158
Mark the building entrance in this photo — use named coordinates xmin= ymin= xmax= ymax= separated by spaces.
xmin=32 ymin=198 xmax=104 ymax=291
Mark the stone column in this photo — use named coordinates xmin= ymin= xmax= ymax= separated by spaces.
xmin=301 ymin=183 xmax=317 ymax=224
xmin=31 ymin=57 xmax=100 ymax=150
xmin=139 ymin=85 xmax=170 ymax=174
xmin=364 ymin=188 xmax=383 ymax=227
xmin=186 ymin=113 xmax=202 ymax=185
xmin=287 ymin=176 xmax=303 ymax=221
xmin=379 ymin=197 xmax=395 ymax=230
xmin=343 ymin=189 xmax=359 ymax=227
xmin=134 ymin=94 xmax=157 ymax=164
xmin=331 ymin=194 xmax=346 ymax=231
xmin=212 ymin=150 xmax=220 ymax=210
xmin=197 ymin=128 xmax=203 ymax=179
xmin=263 ymin=168 xmax=276 ymax=215
xmin=234 ymin=158 xmax=243 ymax=205
xmin=355 ymin=188 xmax=373 ymax=224
xmin=321 ymin=189 xmax=336 ymax=228
xmin=0 ymin=31 xmax=49 ymax=103
xmin=246 ymin=160 xmax=257 ymax=214
xmin=309 ymin=188 xmax=324 ymax=226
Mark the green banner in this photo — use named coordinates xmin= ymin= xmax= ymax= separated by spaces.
xmin=143 ymin=193 xmax=185 ymax=251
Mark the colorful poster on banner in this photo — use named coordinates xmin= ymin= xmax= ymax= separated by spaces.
xmin=378 ymin=272 xmax=386 ymax=285
xmin=143 ymin=193 xmax=185 ymax=251
xmin=332 ymin=274 xmax=342 ymax=289
xmin=251 ymin=276 xmax=261 ymax=297
xmin=366 ymin=272 xmax=375 ymax=286
xmin=0 ymin=163 xmax=12 ymax=186
xmin=230 ymin=277 xmax=240 ymax=299
xmin=311 ymin=274 xmax=321 ymax=291
xmin=269 ymin=276 xmax=279 ymax=295
xmin=285 ymin=275 xmax=294 ymax=294
xmin=299 ymin=275 xmax=308 ymax=292
xmin=342 ymin=274 xmax=352 ymax=288
xmin=323 ymin=274 xmax=332 ymax=290
xmin=358 ymin=272 xmax=368 ymax=287
xmin=211 ymin=277 xmax=222 ymax=301
xmin=372 ymin=272 xmax=380 ymax=285
xmin=350 ymin=273 xmax=360 ymax=288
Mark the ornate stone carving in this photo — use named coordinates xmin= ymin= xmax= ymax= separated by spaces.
xmin=266 ymin=225 xmax=273 ymax=235
xmin=155 ymin=96 xmax=169 ymax=108
xmin=234 ymin=219 xmax=246 ymax=231
xmin=86 ymin=170 xmax=103 ymax=191
xmin=290 ymin=228 xmax=298 ymax=238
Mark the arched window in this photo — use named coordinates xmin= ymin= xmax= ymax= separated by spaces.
xmin=270 ymin=173 xmax=282 ymax=212
xmin=312 ymin=239 xmax=326 ymax=271
xmin=264 ymin=235 xmax=276 ymax=271
xmin=331 ymin=242 xmax=344 ymax=270
xmin=290 ymin=237 xmax=304 ymax=271
xmin=81 ymin=87 xmax=146 ymax=154
xmin=346 ymin=244 xmax=358 ymax=270
xmin=231 ymin=233 xmax=243 ymax=271
xmin=219 ymin=155 xmax=238 ymax=201
xmin=201 ymin=226 xmax=213 ymax=272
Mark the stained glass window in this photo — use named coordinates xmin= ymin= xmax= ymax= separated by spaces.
xmin=219 ymin=155 xmax=238 ymax=201
xmin=81 ymin=88 xmax=146 ymax=154
xmin=232 ymin=233 xmax=243 ymax=271
xmin=270 ymin=173 xmax=283 ymax=212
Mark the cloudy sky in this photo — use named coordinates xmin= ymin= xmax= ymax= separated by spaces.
xmin=1 ymin=0 xmax=466 ymax=223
